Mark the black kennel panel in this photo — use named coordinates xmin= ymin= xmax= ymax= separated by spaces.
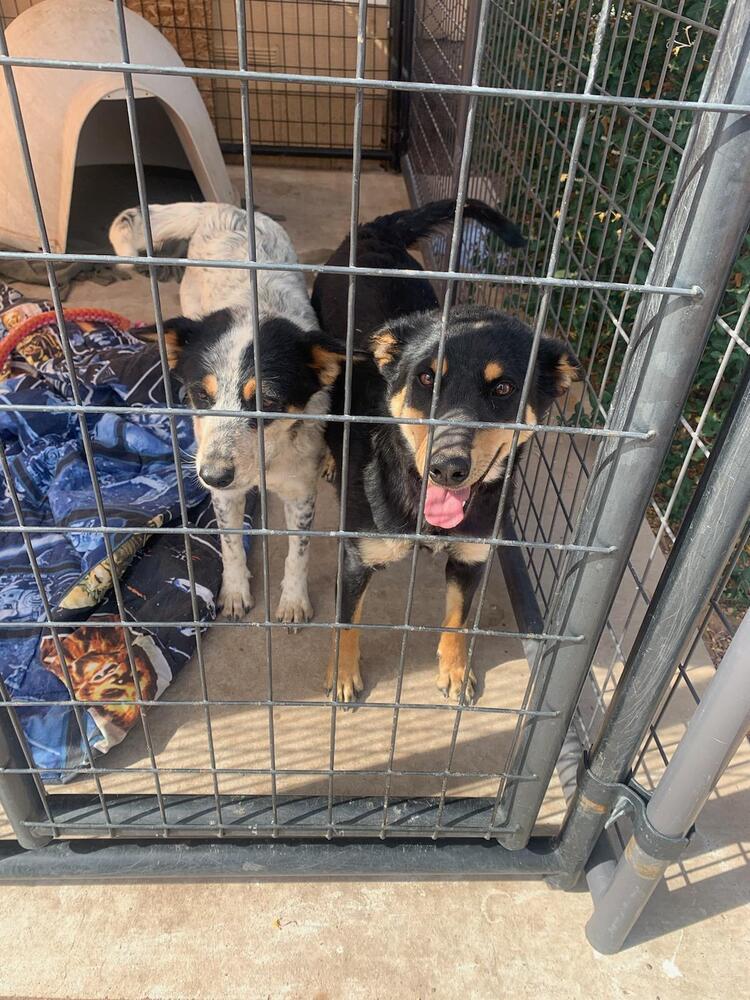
xmin=0 ymin=0 xmax=398 ymax=158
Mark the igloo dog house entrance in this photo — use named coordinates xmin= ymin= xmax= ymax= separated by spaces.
xmin=0 ymin=0 xmax=235 ymax=253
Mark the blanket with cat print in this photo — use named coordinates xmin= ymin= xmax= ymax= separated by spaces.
xmin=0 ymin=283 xmax=247 ymax=782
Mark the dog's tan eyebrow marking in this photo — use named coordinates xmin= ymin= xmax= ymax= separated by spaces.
xmin=429 ymin=357 xmax=449 ymax=375
xmin=202 ymin=374 xmax=218 ymax=398
xmin=242 ymin=377 xmax=257 ymax=401
xmin=484 ymin=361 xmax=504 ymax=382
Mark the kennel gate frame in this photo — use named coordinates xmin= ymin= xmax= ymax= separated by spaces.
xmin=0 ymin=0 xmax=745 ymax=916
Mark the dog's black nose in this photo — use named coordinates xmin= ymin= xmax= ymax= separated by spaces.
xmin=200 ymin=464 xmax=235 ymax=489
xmin=429 ymin=454 xmax=470 ymax=487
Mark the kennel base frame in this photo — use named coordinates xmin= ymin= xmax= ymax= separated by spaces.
xmin=0 ymin=835 xmax=563 ymax=882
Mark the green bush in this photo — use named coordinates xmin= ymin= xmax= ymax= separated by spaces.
xmin=476 ymin=0 xmax=748 ymax=613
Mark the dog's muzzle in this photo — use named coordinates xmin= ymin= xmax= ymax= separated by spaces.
xmin=422 ymin=410 xmax=474 ymax=529
xmin=428 ymin=410 xmax=473 ymax=485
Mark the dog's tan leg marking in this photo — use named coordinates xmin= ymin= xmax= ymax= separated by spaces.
xmin=326 ymin=592 xmax=366 ymax=704
xmin=437 ymin=580 xmax=475 ymax=702
xmin=321 ymin=448 xmax=336 ymax=483
xmin=213 ymin=489 xmax=254 ymax=620
xmin=449 ymin=541 xmax=490 ymax=565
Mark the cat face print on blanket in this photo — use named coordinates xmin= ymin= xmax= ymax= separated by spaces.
xmin=40 ymin=618 xmax=158 ymax=739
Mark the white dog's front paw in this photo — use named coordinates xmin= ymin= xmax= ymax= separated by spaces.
xmin=218 ymin=571 xmax=254 ymax=621
xmin=275 ymin=586 xmax=313 ymax=631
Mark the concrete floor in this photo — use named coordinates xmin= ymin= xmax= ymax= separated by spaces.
xmin=1 ymin=166 xmax=748 ymax=999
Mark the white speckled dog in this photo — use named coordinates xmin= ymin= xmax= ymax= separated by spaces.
xmin=110 ymin=202 xmax=346 ymax=625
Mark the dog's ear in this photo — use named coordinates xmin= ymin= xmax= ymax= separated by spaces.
xmin=536 ymin=337 xmax=582 ymax=405
xmin=303 ymin=332 xmax=369 ymax=387
xmin=134 ymin=317 xmax=202 ymax=369
xmin=370 ymin=324 xmax=409 ymax=378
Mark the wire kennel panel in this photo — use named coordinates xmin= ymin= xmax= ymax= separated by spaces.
xmin=404 ymin=0 xmax=749 ymax=821
xmin=212 ymin=0 xmax=396 ymax=157
xmin=0 ymin=0 xmax=581 ymax=853
xmin=0 ymin=0 xmax=397 ymax=158
xmin=402 ymin=0 xmax=475 ymax=205
xmin=0 ymin=0 xmax=746 ymax=916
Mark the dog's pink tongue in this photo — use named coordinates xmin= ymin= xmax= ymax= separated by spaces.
xmin=424 ymin=484 xmax=471 ymax=529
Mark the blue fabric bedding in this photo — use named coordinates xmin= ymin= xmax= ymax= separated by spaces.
xmin=0 ymin=284 xmax=240 ymax=782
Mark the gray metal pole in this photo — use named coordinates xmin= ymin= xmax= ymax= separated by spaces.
xmin=497 ymin=0 xmax=750 ymax=850
xmin=499 ymin=521 xmax=618 ymax=898
xmin=586 ymin=609 xmax=750 ymax=954
xmin=552 ymin=356 xmax=750 ymax=886
xmin=451 ymin=0 xmax=481 ymax=198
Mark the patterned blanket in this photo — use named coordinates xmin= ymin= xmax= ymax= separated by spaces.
xmin=0 ymin=284 xmax=246 ymax=782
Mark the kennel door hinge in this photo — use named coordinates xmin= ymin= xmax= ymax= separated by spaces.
xmin=577 ymin=760 xmax=694 ymax=863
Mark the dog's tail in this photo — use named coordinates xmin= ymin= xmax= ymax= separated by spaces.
xmin=108 ymin=202 xmax=242 ymax=269
xmin=364 ymin=198 xmax=526 ymax=250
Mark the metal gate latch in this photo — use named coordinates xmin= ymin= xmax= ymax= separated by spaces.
xmin=578 ymin=762 xmax=694 ymax=862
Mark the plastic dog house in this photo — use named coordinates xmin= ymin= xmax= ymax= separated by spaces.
xmin=0 ymin=0 xmax=236 ymax=253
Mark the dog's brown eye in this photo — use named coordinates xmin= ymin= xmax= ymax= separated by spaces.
xmin=418 ymin=370 xmax=434 ymax=388
xmin=262 ymin=397 xmax=282 ymax=413
xmin=492 ymin=381 xmax=515 ymax=397
xmin=192 ymin=388 xmax=211 ymax=408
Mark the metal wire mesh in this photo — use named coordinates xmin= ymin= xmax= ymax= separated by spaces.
xmin=212 ymin=0 xmax=394 ymax=155
xmin=405 ymin=0 xmax=749 ymax=791
xmin=0 ymin=0 xmax=746 ymax=851
xmin=0 ymin=0 xmax=395 ymax=157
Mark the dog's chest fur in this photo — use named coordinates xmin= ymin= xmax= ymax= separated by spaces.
xmin=264 ymin=417 xmax=328 ymax=499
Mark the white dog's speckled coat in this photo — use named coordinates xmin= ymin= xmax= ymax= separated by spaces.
xmin=110 ymin=202 xmax=327 ymax=625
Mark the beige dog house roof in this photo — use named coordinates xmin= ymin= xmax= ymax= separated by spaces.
xmin=0 ymin=0 xmax=236 ymax=253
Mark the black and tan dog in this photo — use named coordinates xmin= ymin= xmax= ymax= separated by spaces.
xmin=312 ymin=197 xmax=526 ymax=339
xmin=313 ymin=201 xmax=579 ymax=703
